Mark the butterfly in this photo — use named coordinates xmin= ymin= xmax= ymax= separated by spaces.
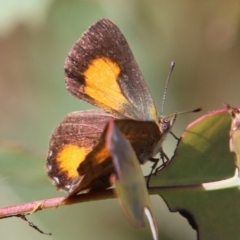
xmin=46 ymin=18 xmax=198 ymax=196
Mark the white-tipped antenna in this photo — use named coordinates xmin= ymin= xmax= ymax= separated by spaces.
xmin=161 ymin=61 xmax=175 ymax=116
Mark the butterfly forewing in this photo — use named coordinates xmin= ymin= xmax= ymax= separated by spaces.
xmin=65 ymin=18 xmax=158 ymax=121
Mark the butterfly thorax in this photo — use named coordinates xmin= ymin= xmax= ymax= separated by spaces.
xmin=136 ymin=114 xmax=177 ymax=164
xmin=149 ymin=114 xmax=177 ymax=159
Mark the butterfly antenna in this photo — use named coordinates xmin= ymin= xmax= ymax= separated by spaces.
xmin=166 ymin=107 xmax=202 ymax=119
xmin=161 ymin=61 xmax=175 ymax=116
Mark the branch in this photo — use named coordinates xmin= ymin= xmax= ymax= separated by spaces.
xmin=0 ymin=189 xmax=114 ymax=218
xmin=2 ymin=174 xmax=233 ymax=219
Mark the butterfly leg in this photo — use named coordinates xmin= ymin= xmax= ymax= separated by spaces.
xmin=146 ymin=132 xmax=180 ymax=187
xmin=170 ymin=131 xmax=180 ymax=141
xmin=154 ymin=150 xmax=170 ymax=173
xmin=146 ymin=149 xmax=170 ymax=187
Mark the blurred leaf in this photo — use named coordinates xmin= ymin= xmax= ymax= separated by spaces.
xmin=0 ymin=0 xmax=53 ymax=36
xmin=106 ymin=120 xmax=158 ymax=240
xmin=0 ymin=142 xmax=49 ymax=199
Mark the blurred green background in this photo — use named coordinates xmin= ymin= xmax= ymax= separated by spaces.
xmin=0 ymin=0 xmax=240 ymax=239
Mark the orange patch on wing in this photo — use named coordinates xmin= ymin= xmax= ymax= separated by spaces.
xmin=57 ymin=145 xmax=90 ymax=177
xmin=93 ymin=146 xmax=110 ymax=165
xmin=84 ymin=57 xmax=129 ymax=110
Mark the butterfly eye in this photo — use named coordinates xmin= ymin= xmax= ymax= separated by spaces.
xmin=160 ymin=120 xmax=170 ymax=133
xmin=165 ymin=121 xmax=171 ymax=130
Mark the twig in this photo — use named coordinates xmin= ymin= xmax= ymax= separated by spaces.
xmin=0 ymin=189 xmax=114 ymax=218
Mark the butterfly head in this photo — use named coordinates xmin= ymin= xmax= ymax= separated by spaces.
xmin=158 ymin=114 xmax=177 ymax=135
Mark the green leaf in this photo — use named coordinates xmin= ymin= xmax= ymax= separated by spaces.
xmin=148 ymin=108 xmax=240 ymax=239
xmin=150 ymin=109 xmax=235 ymax=187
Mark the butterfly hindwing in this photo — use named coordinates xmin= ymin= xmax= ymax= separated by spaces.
xmin=67 ymin=119 xmax=161 ymax=195
xmin=46 ymin=110 xmax=114 ymax=192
